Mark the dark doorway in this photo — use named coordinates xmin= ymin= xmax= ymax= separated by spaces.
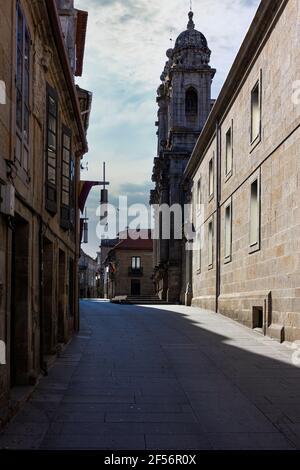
xmin=253 ymin=306 xmax=263 ymax=330
xmin=10 ymin=216 xmax=29 ymax=386
xmin=58 ymin=250 xmax=66 ymax=343
xmin=68 ymin=257 xmax=74 ymax=318
xmin=131 ymin=280 xmax=141 ymax=296
xmin=42 ymin=237 xmax=55 ymax=355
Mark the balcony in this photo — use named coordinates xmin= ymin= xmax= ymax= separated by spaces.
xmin=128 ymin=267 xmax=143 ymax=277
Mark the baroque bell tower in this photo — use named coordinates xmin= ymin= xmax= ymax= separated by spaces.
xmin=151 ymin=11 xmax=216 ymax=303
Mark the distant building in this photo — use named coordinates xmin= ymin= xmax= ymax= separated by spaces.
xmin=79 ymin=250 xmax=101 ymax=298
xmin=98 ymin=239 xmax=118 ymax=297
xmin=104 ymin=230 xmax=154 ymax=299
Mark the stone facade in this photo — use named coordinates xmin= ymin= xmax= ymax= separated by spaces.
xmin=0 ymin=0 xmax=90 ymax=419
xmin=104 ymin=233 xmax=154 ymax=299
xmin=184 ymin=0 xmax=300 ymax=342
xmin=150 ymin=12 xmax=215 ymax=304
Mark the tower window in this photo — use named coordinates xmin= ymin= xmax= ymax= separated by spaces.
xmin=185 ymin=88 xmax=198 ymax=116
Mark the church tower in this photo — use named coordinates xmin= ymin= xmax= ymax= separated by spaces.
xmin=151 ymin=11 xmax=216 ymax=303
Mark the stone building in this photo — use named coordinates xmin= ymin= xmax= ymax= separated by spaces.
xmin=98 ymin=238 xmax=118 ymax=298
xmin=104 ymin=231 xmax=154 ymax=300
xmin=79 ymin=249 xmax=100 ymax=298
xmin=150 ymin=11 xmax=215 ymax=304
xmin=0 ymin=0 xmax=90 ymax=418
xmin=183 ymin=0 xmax=300 ymax=342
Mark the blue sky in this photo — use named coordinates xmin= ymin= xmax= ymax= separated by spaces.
xmin=75 ymin=0 xmax=260 ymax=257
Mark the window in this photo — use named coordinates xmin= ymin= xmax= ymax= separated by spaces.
xmin=70 ymin=154 xmax=75 ymax=230
xmin=16 ymin=3 xmax=30 ymax=171
xmin=45 ymin=84 xmax=58 ymax=213
xmin=197 ymin=178 xmax=201 ymax=206
xmin=159 ymin=212 xmax=163 ymax=240
xmin=225 ymin=126 xmax=233 ymax=177
xmin=170 ymin=211 xmax=175 ymax=247
xmin=61 ymin=126 xmax=72 ymax=229
xmin=251 ymin=81 xmax=261 ymax=142
xmin=249 ymin=178 xmax=260 ymax=252
xmin=185 ymin=88 xmax=198 ymax=116
xmin=224 ymin=202 xmax=232 ymax=262
xmin=208 ymin=219 xmax=213 ymax=269
xmin=209 ymin=157 xmax=214 ymax=199
xmin=131 ymin=257 xmax=141 ymax=269
xmin=197 ymin=231 xmax=201 ymax=273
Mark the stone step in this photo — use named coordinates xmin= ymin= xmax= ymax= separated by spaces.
xmin=111 ymin=295 xmax=170 ymax=305
xmin=126 ymin=296 xmax=170 ymax=305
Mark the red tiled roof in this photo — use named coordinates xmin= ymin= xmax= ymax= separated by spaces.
xmin=111 ymin=230 xmax=153 ymax=252
xmin=75 ymin=9 xmax=88 ymax=77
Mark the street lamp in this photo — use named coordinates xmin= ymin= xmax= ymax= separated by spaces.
xmin=95 ymin=272 xmax=101 ymax=298
xmin=82 ymin=207 xmax=89 ymax=244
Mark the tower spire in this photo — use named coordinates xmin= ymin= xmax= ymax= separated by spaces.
xmin=187 ymin=10 xmax=195 ymax=30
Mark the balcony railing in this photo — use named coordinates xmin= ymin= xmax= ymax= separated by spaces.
xmin=128 ymin=267 xmax=143 ymax=277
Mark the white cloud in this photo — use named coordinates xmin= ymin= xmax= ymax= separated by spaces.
xmin=76 ymin=0 xmax=260 ymax=93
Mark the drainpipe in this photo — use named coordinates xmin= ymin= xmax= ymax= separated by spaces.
xmin=215 ymin=121 xmax=221 ymax=313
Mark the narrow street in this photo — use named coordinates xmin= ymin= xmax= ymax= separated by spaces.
xmin=1 ymin=301 xmax=300 ymax=450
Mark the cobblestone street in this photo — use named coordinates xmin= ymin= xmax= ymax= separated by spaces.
xmin=1 ymin=300 xmax=300 ymax=450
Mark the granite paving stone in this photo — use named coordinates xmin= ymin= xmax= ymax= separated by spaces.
xmin=0 ymin=301 xmax=299 ymax=450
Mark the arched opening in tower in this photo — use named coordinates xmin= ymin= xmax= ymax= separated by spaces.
xmin=185 ymin=87 xmax=198 ymax=117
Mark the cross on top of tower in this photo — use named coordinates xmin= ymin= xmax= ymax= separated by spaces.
xmin=187 ymin=10 xmax=195 ymax=30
